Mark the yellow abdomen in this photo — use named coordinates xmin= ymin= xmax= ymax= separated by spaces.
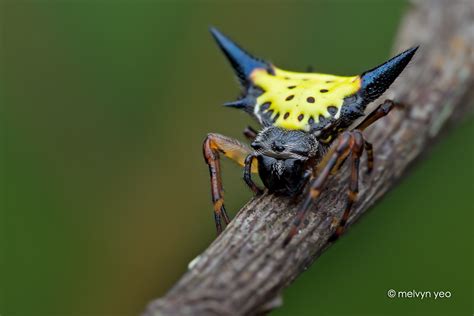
xmin=251 ymin=67 xmax=361 ymax=131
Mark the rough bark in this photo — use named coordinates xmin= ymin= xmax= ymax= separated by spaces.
xmin=143 ymin=1 xmax=474 ymax=315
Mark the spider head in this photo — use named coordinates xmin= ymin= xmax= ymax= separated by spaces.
xmin=251 ymin=127 xmax=323 ymax=195
xmin=251 ymin=127 xmax=320 ymax=160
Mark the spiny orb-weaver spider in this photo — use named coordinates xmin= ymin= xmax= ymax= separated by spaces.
xmin=203 ymin=28 xmax=417 ymax=246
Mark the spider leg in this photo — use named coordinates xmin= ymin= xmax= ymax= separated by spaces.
xmin=364 ymin=140 xmax=374 ymax=174
xmin=203 ymin=133 xmax=258 ymax=234
xmin=331 ymin=139 xmax=371 ymax=174
xmin=244 ymin=154 xmax=263 ymax=195
xmin=332 ymin=154 xmax=349 ymax=174
xmin=320 ymin=99 xmax=399 ymax=173
xmin=329 ymin=131 xmax=364 ymax=241
xmin=354 ymin=99 xmax=401 ymax=174
xmin=355 ymin=99 xmax=400 ymax=131
xmin=283 ymin=100 xmax=402 ymax=245
xmin=324 ymin=100 xmax=402 ymax=241
xmin=243 ymin=126 xmax=258 ymax=141
xmin=283 ymin=132 xmax=354 ymax=247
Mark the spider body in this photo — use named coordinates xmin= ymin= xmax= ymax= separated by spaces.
xmin=203 ymin=28 xmax=417 ymax=244
xmin=250 ymin=127 xmax=321 ymax=195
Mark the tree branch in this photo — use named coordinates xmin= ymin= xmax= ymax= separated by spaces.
xmin=143 ymin=1 xmax=474 ymax=315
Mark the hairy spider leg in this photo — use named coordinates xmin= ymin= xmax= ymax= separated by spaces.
xmin=355 ymin=99 xmax=400 ymax=131
xmin=244 ymin=154 xmax=263 ymax=195
xmin=203 ymin=133 xmax=258 ymax=234
xmin=330 ymin=99 xmax=400 ymax=174
xmin=283 ymin=131 xmax=355 ymax=246
xmin=283 ymin=99 xmax=402 ymax=245
xmin=364 ymin=141 xmax=374 ymax=174
xmin=329 ymin=100 xmax=402 ymax=239
xmin=328 ymin=132 xmax=364 ymax=241
xmin=354 ymin=99 xmax=401 ymax=173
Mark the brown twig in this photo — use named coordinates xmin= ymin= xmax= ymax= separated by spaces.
xmin=143 ymin=1 xmax=474 ymax=315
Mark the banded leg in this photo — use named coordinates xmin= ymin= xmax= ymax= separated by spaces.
xmin=332 ymin=153 xmax=349 ymax=174
xmin=283 ymin=100 xmax=403 ymax=245
xmin=355 ymin=99 xmax=399 ymax=131
xmin=283 ymin=132 xmax=355 ymax=246
xmin=327 ymin=100 xmax=403 ymax=238
xmin=354 ymin=99 xmax=400 ymax=173
xmin=329 ymin=131 xmax=364 ymax=241
xmin=324 ymin=139 xmax=372 ymax=175
xmin=244 ymin=154 xmax=263 ymax=195
xmin=364 ymin=140 xmax=374 ymax=174
xmin=203 ymin=133 xmax=257 ymax=234
xmin=327 ymin=95 xmax=393 ymax=173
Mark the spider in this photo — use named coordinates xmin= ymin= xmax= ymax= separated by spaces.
xmin=203 ymin=28 xmax=417 ymax=246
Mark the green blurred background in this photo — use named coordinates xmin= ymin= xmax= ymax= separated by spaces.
xmin=1 ymin=1 xmax=472 ymax=315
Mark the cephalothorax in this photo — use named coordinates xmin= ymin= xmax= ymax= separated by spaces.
xmin=203 ymin=28 xmax=417 ymax=245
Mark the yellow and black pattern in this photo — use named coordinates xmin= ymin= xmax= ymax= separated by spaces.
xmin=251 ymin=67 xmax=361 ymax=132
xmin=211 ymin=27 xmax=417 ymax=137
xmin=206 ymin=27 xmax=418 ymax=243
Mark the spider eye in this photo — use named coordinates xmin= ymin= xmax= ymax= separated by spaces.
xmin=271 ymin=140 xmax=285 ymax=153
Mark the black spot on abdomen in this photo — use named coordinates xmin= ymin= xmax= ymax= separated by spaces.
xmin=260 ymin=102 xmax=271 ymax=111
xmin=328 ymin=106 xmax=338 ymax=116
